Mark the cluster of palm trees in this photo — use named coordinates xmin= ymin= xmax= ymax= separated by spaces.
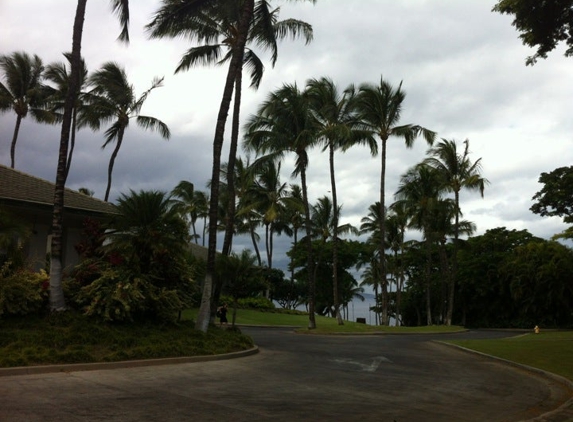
xmin=0 ymin=51 xmax=170 ymax=201
xmin=3 ymin=0 xmax=487 ymax=331
xmin=168 ymin=73 xmax=486 ymax=328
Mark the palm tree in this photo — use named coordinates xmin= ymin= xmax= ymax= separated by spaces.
xmin=147 ymin=0 xmax=314 ymax=332
xmin=148 ymin=0 xmax=253 ymax=332
xmin=394 ymin=164 xmax=445 ymax=325
xmin=106 ymin=190 xmax=190 ymax=275
xmin=171 ymin=180 xmax=202 ymax=243
xmin=0 ymin=51 xmax=54 ymax=168
xmin=249 ymin=160 xmax=292 ymax=270
xmin=359 ymin=202 xmax=385 ymax=324
xmin=49 ymin=0 xmax=131 ymax=312
xmin=44 ymin=53 xmax=89 ymax=181
xmin=244 ymin=83 xmax=319 ymax=328
xmin=306 ymin=76 xmax=375 ymax=324
xmin=82 ymin=62 xmax=170 ymax=201
xmin=357 ymin=76 xmax=436 ymax=325
xmin=386 ymin=201 xmax=409 ymax=326
xmin=423 ymin=138 xmax=487 ymax=325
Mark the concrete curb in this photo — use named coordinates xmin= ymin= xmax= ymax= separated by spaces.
xmin=435 ymin=341 xmax=573 ymax=422
xmin=0 ymin=346 xmax=259 ymax=378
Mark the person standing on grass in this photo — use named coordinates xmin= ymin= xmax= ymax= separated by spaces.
xmin=217 ymin=303 xmax=228 ymax=327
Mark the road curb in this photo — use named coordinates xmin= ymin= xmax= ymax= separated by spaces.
xmin=435 ymin=341 xmax=573 ymax=422
xmin=0 ymin=346 xmax=259 ymax=378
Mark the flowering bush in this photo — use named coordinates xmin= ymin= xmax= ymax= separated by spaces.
xmin=0 ymin=263 xmax=49 ymax=316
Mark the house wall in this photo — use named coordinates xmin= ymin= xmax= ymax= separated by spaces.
xmin=3 ymin=205 xmax=94 ymax=273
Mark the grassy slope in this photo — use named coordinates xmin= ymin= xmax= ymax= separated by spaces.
xmin=446 ymin=331 xmax=573 ymax=381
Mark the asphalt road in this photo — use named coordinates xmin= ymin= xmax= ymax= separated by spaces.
xmin=1 ymin=328 xmax=571 ymax=422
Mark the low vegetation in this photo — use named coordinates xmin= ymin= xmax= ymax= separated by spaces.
xmin=0 ymin=311 xmax=253 ymax=368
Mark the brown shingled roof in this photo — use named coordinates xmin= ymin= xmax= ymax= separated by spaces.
xmin=0 ymin=164 xmax=117 ymax=216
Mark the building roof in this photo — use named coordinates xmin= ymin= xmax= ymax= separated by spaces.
xmin=0 ymin=164 xmax=117 ymax=215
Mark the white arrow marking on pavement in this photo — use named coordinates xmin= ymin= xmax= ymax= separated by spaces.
xmin=331 ymin=356 xmax=391 ymax=372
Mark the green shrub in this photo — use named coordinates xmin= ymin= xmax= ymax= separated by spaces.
xmin=75 ymin=267 xmax=195 ymax=323
xmin=0 ymin=263 xmax=48 ymax=317
xmin=221 ymin=295 xmax=275 ymax=310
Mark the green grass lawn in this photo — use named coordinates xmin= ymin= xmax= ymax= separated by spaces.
xmin=182 ymin=308 xmax=465 ymax=334
xmin=445 ymin=331 xmax=573 ymax=381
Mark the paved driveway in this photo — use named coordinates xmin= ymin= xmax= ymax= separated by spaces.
xmin=0 ymin=328 xmax=571 ymax=421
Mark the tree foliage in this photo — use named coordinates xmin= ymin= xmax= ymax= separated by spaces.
xmin=493 ymin=0 xmax=573 ymax=65
xmin=530 ymin=166 xmax=573 ymax=224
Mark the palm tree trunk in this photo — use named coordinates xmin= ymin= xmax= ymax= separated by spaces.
xmin=250 ymin=222 xmax=262 ymax=266
xmin=329 ymin=144 xmax=343 ymax=325
xmin=265 ymin=223 xmax=271 ymax=268
xmin=10 ymin=114 xmax=22 ymax=169
xmin=379 ymin=136 xmax=389 ymax=325
xmin=196 ymin=0 xmax=253 ymax=333
xmin=49 ymin=0 xmax=87 ymax=311
xmin=222 ymin=70 xmax=243 ymax=256
xmin=446 ymin=190 xmax=460 ymax=326
xmin=425 ymin=236 xmax=433 ymax=325
xmin=64 ymin=106 xmax=77 ymax=183
xmin=104 ymin=131 xmax=124 ymax=202
xmin=300 ymin=164 xmax=316 ymax=329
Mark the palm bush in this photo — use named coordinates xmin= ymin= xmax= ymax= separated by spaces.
xmin=67 ymin=190 xmax=199 ymax=322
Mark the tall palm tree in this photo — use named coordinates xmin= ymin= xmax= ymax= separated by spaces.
xmin=82 ymin=62 xmax=170 ymax=201
xmin=148 ymin=0 xmax=253 ymax=332
xmin=394 ymin=164 xmax=445 ymax=325
xmin=249 ymin=160 xmax=292 ymax=269
xmin=423 ymin=138 xmax=487 ymax=325
xmin=284 ymin=183 xmax=304 ymax=283
xmin=147 ymin=0 xmax=314 ymax=332
xmin=386 ymin=201 xmax=409 ymax=326
xmin=306 ymin=76 xmax=375 ymax=324
xmin=357 ymin=76 xmax=436 ymax=325
xmin=244 ymin=83 xmax=319 ymax=328
xmin=359 ymin=202 xmax=385 ymax=324
xmin=0 ymin=51 xmax=54 ymax=168
xmin=44 ymin=53 xmax=89 ymax=181
xmin=49 ymin=0 xmax=131 ymax=312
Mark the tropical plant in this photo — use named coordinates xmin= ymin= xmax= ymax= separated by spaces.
xmin=0 ymin=264 xmax=49 ymax=317
xmin=44 ymin=52 xmax=89 ymax=180
xmin=49 ymin=0 xmax=131 ymax=312
xmin=423 ymin=138 xmax=487 ymax=325
xmin=147 ymin=0 xmax=315 ymax=333
xmin=72 ymin=190 xmax=197 ymax=322
xmin=82 ymin=62 xmax=170 ymax=201
xmin=216 ymin=249 xmax=267 ymax=325
xmin=244 ymin=82 xmax=319 ymax=328
xmin=394 ymin=164 xmax=445 ymax=325
xmin=356 ymin=76 xmax=435 ymax=325
xmin=0 ymin=51 xmax=54 ymax=168
xmin=306 ymin=76 xmax=375 ymax=324
xmin=249 ymin=160 xmax=292 ymax=269
xmin=171 ymin=180 xmax=201 ymax=243
xmin=148 ymin=0 xmax=312 ymax=257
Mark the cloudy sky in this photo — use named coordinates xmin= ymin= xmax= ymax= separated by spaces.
xmin=1 ymin=0 xmax=572 ymax=272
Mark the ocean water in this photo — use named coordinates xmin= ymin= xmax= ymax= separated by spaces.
xmin=286 ymin=293 xmax=382 ymax=326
